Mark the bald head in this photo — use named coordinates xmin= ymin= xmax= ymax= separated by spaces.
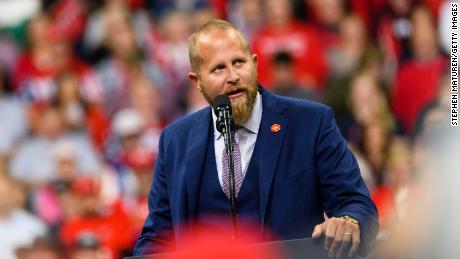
xmin=188 ymin=19 xmax=251 ymax=74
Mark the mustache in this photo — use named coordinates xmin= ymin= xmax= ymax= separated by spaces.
xmin=224 ymin=85 xmax=248 ymax=95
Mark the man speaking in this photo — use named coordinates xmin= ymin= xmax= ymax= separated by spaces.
xmin=134 ymin=20 xmax=378 ymax=258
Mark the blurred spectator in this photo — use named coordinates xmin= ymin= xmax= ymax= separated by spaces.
xmin=81 ymin=0 xmax=151 ymax=64
xmin=252 ymin=0 xmax=328 ymax=90
xmin=104 ymin=107 xmax=158 ymax=238
xmin=12 ymin=13 xmax=56 ymax=102
xmin=270 ymin=51 xmax=319 ymax=101
xmin=377 ymin=0 xmax=415 ymax=62
xmin=228 ymin=0 xmax=263 ymax=42
xmin=188 ymin=4 xmax=219 ymax=31
xmin=120 ymin=151 xmax=155 ymax=240
xmin=362 ymin=122 xmax=392 ymax=182
xmin=32 ymin=141 xmax=83 ymax=227
xmin=359 ymin=47 xmax=391 ymax=86
xmin=348 ymin=72 xmax=394 ymax=135
xmin=90 ymin=7 xmax=164 ymax=117
xmin=54 ymin=72 xmax=110 ymax=149
xmin=103 ymin=108 xmax=153 ymax=203
xmin=413 ymin=69 xmax=451 ymax=143
xmin=12 ymin=13 xmax=90 ymax=105
xmin=147 ymin=10 xmax=191 ymax=117
xmin=128 ymin=77 xmax=165 ymax=155
xmin=55 ymin=73 xmax=92 ymax=132
xmin=347 ymin=72 xmax=395 ymax=181
xmin=0 ymin=69 xmax=28 ymax=159
xmin=152 ymin=10 xmax=190 ymax=90
xmin=0 ymin=175 xmax=47 ymax=259
xmin=15 ymin=236 xmax=65 ymax=259
xmin=143 ymin=0 xmax=224 ymax=19
xmin=327 ymin=14 xmax=369 ymax=83
xmin=306 ymin=0 xmax=346 ymax=51
xmin=109 ymin=108 xmax=149 ymax=162
xmin=391 ymin=5 xmax=447 ymax=134
xmin=60 ymin=176 xmax=134 ymax=259
xmin=9 ymin=105 xmax=100 ymax=186
xmin=325 ymin=13 xmax=381 ymax=126
xmin=372 ymin=137 xmax=414 ymax=236
xmin=68 ymin=233 xmax=111 ymax=259
xmin=33 ymin=139 xmax=136 ymax=229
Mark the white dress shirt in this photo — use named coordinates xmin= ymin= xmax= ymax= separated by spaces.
xmin=212 ymin=92 xmax=262 ymax=188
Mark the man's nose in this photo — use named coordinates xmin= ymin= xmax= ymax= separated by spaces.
xmin=226 ymin=67 xmax=240 ymax=85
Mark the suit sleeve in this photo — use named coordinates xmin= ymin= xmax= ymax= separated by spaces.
xmin=315 ymin=106 xmax=379 ymax=255
xmin=134 ymin=131 xmax=175 ymax=255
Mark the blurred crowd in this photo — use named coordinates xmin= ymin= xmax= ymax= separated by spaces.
xmin=0 ymin=0 xmax=455 ymax=258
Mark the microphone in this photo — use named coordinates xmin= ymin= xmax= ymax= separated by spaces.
xmin=212 ymin=95 xmax=239 ymax=240
xmin=213 ymin=95 xmax=234 ymax=134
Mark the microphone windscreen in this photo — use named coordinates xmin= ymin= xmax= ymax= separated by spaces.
xmin=213 ymin=95 xmax=232 ymax=116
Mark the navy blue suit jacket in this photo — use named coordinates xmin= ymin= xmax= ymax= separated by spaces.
xmin=134 ymin=87 xmax=378 ymax=255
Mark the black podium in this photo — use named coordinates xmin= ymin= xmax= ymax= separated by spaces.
xmin=125 ymin=238 xmax=335 ymax=259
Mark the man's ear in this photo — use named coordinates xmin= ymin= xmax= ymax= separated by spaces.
xmin=188 ymin=72 xmax=201 ymax=91
xmin=252 ymin=54 xmax=258 ymax=68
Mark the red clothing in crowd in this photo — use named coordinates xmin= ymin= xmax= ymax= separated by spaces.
xmin=51 ymin=0 xmax=87 ymax=42
xmin=391 ymin=56 xmax=446 ymax=133
xmin=423 ymin=0 xmax=444 ymax=18
xmin=372 ymin=183 xmax=418 ymax=231
xmin=12 ymin=53 xmax=56 ymax=91
xmin=86 ymin=104 xmax=111 ymax=151
xmin=125 ymin=196 xmax=149 ymax=239
xmin=60 ymin=202 xmax=135 ymax=259
xmin=371 ymin=184 xmax=395 ymax=230
xmin=251 ymin=22 xmax=328 ymax=90
xmin=12 ymin=52 xmax=89 ymax=94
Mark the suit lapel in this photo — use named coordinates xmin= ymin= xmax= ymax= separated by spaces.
xmin=185 ymin=108 xmax=212 ymax=218
xmin=257 ymin=88 xmax=287 ymax=228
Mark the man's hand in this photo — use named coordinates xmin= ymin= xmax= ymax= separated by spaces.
xmin=311 ymin=216 xmax=360 ymax=258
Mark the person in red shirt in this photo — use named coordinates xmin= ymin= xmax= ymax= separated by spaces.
xmin=391 ymin=5 xmax=447 ymax=134
xmin=251 ymin=0 xmax=328 ymax=90
xmin=60 ymin=177 xmax=135 ymax=259
xmin=12 ymin=13 xmax=91 ymax=105
xmin=306 ymin=0 xmax=345 ymax=51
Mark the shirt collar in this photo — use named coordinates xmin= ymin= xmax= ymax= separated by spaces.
xmin=212 ymin=91 xmax=262 ymax=140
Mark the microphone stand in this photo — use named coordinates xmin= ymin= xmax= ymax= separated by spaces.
xmin=221 ymin=109 xmax=239 ymax=241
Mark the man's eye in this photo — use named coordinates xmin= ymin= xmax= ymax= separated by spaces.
xmin=212 ymin=66 xmax=225 ymax=73
xmin=234 ymin=60 xmax=245 ymax=66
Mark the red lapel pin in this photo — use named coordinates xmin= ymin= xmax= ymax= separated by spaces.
xmin=271 ymin=123 xmax=281 ymax=133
